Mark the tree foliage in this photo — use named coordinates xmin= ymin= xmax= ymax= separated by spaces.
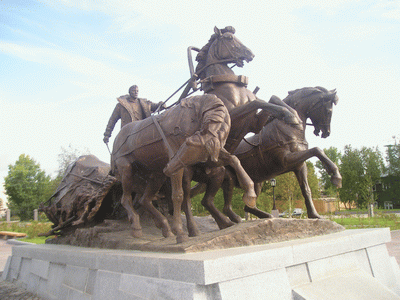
xmin=4 ymin=154 xmax=52 ymax=220
xmin=385 ymin=138 xmax=400 ymax=176
xmin=274 ymin=161 xmax=320 ymax=212
xmin=49 ymin=144 xmax=91 ymax=194
xmin=316 ymin=147 xmax=341 ymax=196
xmin=57 ymin=144 xmax=90 ymax=178
xmin=379 ymin=138 xmax=400 ymax=207
xmin=339 ymin=145 xmax=383 ymax=209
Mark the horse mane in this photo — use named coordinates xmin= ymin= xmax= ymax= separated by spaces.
xmin=288 ymin=86 xmax=328 ymax=97
xmin=285 ymin=86 xmax=328 ymax=106
xmin=195 ymin=26 xmax=236 ymax=79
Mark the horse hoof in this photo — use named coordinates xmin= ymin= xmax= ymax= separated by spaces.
xmin=217 ymin=220 xmax=235 ymax=230
xmin=188 ymin=228 xmax=201 ymax=237
xmin=224 ymin=211 xmax=242 ymax=223
xmin=163 ymin=230 xmax=174 ymax=238
xmin=308 ymin=213 xmax=322 ymax=219
xmin=331 ymin=176 xmax=342 ymax=188
xmin=242 ymin=195 xmax=257 ymax=208
xmin=176 ymin=234 xmax=189 ymax=244
xmin=131 ymin=229 xmax=143 ymax=238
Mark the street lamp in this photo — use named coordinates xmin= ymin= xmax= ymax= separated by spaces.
xmin=270 ymin=178 xmax=277 ymax=211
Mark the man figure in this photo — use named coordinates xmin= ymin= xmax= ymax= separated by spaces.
xmin=103 ymin=85 xmax=163 ymax=144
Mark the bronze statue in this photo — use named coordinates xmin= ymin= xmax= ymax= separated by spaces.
xmin=174 ymin=26 xmax=304 ymax=229
xmin=111 ymin=94 xmax=257 ymax=243
xmin=109 ymin=26 xmax=303 ymax=242
xmin=39 ymin=155 xmax=118 ymax=235
xmin=194 ymin=26 xmax=302 ymax=152
xmin=194 ymin=87 xmax=342 ymax=225
xmin=40 ymin=27 xmax=344 ymax=248
xmin=103 ymin=85 xmax=163 ymax=144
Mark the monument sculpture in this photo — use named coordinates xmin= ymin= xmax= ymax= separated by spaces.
xmin=39 ymin=26 xmax=342 ymax=247
xmin=15 ymin=26 xmax=400 ymax=300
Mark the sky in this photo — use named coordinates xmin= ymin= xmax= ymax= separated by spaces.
xmin=1 ymin=0 xmax=399 ymax=201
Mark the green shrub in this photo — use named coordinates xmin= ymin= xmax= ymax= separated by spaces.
xmin=0 ymin=221 xmax=52 ymax=239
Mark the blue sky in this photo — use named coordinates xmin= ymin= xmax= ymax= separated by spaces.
xmin=1 ymin=0 xmax=400 ymax=200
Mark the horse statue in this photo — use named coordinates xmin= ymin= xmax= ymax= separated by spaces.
xmin=194 ymin=26 xmax=302 ymax=152
xmin=174 ymin=26 xmax=303 ymax=229
xmin=214 ymin=86 xmax=342 ymax=223
xmin=111 ymin=94 xmax=257 ymax=243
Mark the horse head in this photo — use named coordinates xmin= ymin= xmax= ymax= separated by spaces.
xmin=195 ymin=26 xmax=254 ymax=78
xmin=286 ymin=87 xmax=339 ymax=138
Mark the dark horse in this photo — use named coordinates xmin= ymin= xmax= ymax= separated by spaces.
xmin=177 ymin=26 xmax=303 ymax=229
xmin=217 ymin=86 xmax=342 ymax=223
xmin=111 ymin=94 xmax=256 ymax=243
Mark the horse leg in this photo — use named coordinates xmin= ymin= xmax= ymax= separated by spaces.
xmin=244 ymin=182 xmax=274 ymax=219
xmin=219 ymin=149 xmax=257 ymax=208
xmin=294 ymin=163 xmax=322 ymax=219
xmin=201 ymin=166 xmax=236 ymax=229
xmin=116 ymin=158 xmax=143 ymax=237
xmin=170 ymin=168 xmax=189 ymax=243
xmin=284 ymin=147 xmax=342 ymax=188
xmin=140 ymin=174 xmax=174 ymax=238
xmin=222 ymin=168 xmax=242 ymax=223
xmin=182 ymin=168 xmax=201 ymax=237
xmin=190 ymin=182 xmax=207 ymax=198
xmin=254 ymin=97 xmax=302 ymax=127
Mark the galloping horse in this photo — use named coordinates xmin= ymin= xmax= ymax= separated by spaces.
xmin=111 ymin=94 xmax=256 ymax=243
xmin=218 ymin=87 xmax=341 ymax=222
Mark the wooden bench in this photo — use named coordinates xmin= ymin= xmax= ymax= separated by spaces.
xmin=0 ymin=231 xmax=27 ymax=240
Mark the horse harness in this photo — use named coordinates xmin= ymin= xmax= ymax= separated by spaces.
xmin=238 ymin=131 xmax=309 ymax=170
xmin=200 ymin=74 xmax=249 ymax=93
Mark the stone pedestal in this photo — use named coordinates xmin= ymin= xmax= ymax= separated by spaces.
xmin=3 ymin=228 xmax=400 ymax=299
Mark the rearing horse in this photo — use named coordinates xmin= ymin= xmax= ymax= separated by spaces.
xmin=196 ymin=26 xmax=302 ymax=152
xmin=219 ymin=87 xmax=342 ymax=222
xmin=177 ymin=26 xmax=303 ymax=230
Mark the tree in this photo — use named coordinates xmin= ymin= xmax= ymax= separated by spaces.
xmin=57 ymin=144 xmax=90 ymax=178
xmin=275 ymin=161 xmax=320 ymax=213
xmin=379 ymin=138 xmax=400 ymax=207
xmin=4 ymin=154 xmax=52 ymax=220
xmin=339 ymin=145 xmax=383 ymax=209
xmin=48 ymin=144 xmax=91 ymax=194
xmin=385 ymin=138 xmax=400 ymax=176
xmin=316 ymin=147 xmax=341 ymax=196
xmin=339 ymin=146 xmax=362 ymax=209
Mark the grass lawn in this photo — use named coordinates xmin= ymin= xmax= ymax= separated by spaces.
xmin=18 ymin=236 xmax=50 ymax=244
xmin=329 ymin=213 xmax=400 ymax=231
xmin=0 ymin=221 xmax=54 ymax=244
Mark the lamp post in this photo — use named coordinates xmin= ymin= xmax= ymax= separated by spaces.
xmin=270 ymin=178 xmax=278 ymax=217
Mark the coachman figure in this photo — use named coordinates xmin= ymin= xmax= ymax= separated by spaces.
xmin=103 ymin=85 xmax=163 ymax=144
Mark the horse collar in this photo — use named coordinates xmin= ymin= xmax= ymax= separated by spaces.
xmin=200 ymin=74 xmax=249 ymax=92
